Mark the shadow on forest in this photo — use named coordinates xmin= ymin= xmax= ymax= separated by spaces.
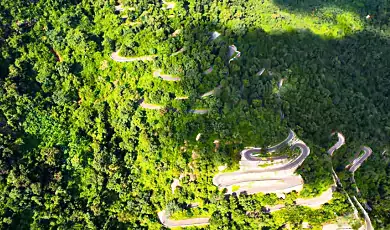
xmin=273 ymin=0 xmax=388 ymax=20
xmin=2 ymin=1 xmax=389 ymax=228
xmin=169 ymin=23 xmax=389 ymax=155
xmin=156 ymin=18 xmax=389 ymax=227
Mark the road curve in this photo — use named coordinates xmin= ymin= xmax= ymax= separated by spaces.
xmin=266 ymin=129 xmax=295 ymax=153
xmin=158 ymin=210 xmax=210 ymax=228
xmin=201 ymin=85 xmax=221 ymax=98
xmin=327 ymin=132 xmax=345 ymax=156
xmin=353 ymin=196 xmax=373 ymax=230
xmin=348 ymin=146 xmax=372 ymax=172
xmin=153 ymin=70 xmax=181 ymax=81
xmin=243 ymin=129 xmax=295 ymax=161
xmin=111 ymin=51 xmax=157 ymax=62
xmin=213 ymin=141 xmax=310 ymax=187
xmin=224 ymin=175 xmax=303 ymax=195
xmin=266 ymin=187 xmax=334 ymax=212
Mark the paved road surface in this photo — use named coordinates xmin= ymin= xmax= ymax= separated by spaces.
xmin=327 ymin=132 xmax=345 ymax=156
xmin=114 ymin=5 xmax=124 ymax=12
xmin=224 ymin=176 xmax=303 ymax=195
xmin=243 ymin=129 xmax=295 ymax=161
xmin=140 ymin=101 xmax=163 ymax=110
xmin=348 ymin=146 xmax=372 ymax=172
xmin=328 ymin=134 xmax=360 ymax=219
xmin=201 ymin=85 xmax=221 ymax=98
xmin=257 ymin=68 xmax=265 ymax=76
xmin=295 ymin=187 xmax=333 ymax=208
xmin=213 ymin=141 xmax=310 ymax=187
xmin=267 ymin=187 xmax=334 ymax=212
xmin=242 ymin=141 xmax=309 ymax=171
xmin=153 ymin=70 xmax=181 ymax=81
xmin=189 ymin=109 xmax=209 ymax=114
xmin=158 ymin=210 xmax=210 ymax=228
xmin=210 ymin=31 xmax=220 ymax=41
xmin=353 ymin=196 xmax=373 ymax=230
xmin=111 ymin=51 xmax=157 ymax=62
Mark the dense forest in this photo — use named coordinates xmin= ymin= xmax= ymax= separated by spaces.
xmin=0 ymin=0 xmax=389 ymax=229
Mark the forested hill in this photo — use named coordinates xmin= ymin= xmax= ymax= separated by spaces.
xmin=0 ymin=0 xmax=389 ymax=229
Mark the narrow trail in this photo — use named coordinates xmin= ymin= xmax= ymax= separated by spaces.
xmin=111 ymin=51 xmax=157 ymax=62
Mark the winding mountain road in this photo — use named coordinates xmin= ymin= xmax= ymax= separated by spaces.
xmin=353 ymin=196 xmax=373 ymax=230
xmin=201 ymin=85 xmax=221 ymax=98
xmin=189 ymin=109 xmax=209 ymax=114
xmin=158 ymin=210 xmax=210 ymax=228
xmin=153 ymin=70 xmax=181 ymax=81
xmin=111 ymin=51 xmax=157 ymax=62
xmin=327 ymin=132 xmax=345 ymax=156
xmin=347 ymin=146 xmax=372 ymax=173
xmin=245 ymin=130 xmax=295 ymax=161
xmin=213 ymin=141 xmax=310 ymax=189
xmin=267 ymin=187 xmax=334 ymax=212
xmin=140 ymin=101 xmax=163 ymax=110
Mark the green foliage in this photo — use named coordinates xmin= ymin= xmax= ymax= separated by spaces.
xmin=0 ymin=0 xmax=389 ymax=229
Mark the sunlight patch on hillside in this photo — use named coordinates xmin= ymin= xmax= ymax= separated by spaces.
xmin=226 ymin=1 xmax=363 ymax=38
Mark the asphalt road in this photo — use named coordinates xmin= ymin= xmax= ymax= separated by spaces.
xmin=158 ymin=210 xmax=210 ymax=228
xmin=111 ymin=51 xmax=157 ymax=62
xmin=245 ymin=129 xmax=295 ymax=161
xmin=213 ymin=141 xmax=310 ymax=187
xmin=327 ymin=132 xmax=345 ymax=156
xmin=348 ymin=146 xmax=373 ymax=172
xmin=353 ymin=196 xmax=374 ymax=230
xmin=140 ymin=101 xmax=163 ymax=110
xmin=153 ymin=70 xmax=181 ymax=81
xmin=267 ymin=187 xmax=334 ymax=212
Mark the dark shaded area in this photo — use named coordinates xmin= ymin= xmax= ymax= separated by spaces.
xmin=0 ymin=0 xmax=389 ymax=229
xmin=273 ymin=0 xmax=390 ymax=24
